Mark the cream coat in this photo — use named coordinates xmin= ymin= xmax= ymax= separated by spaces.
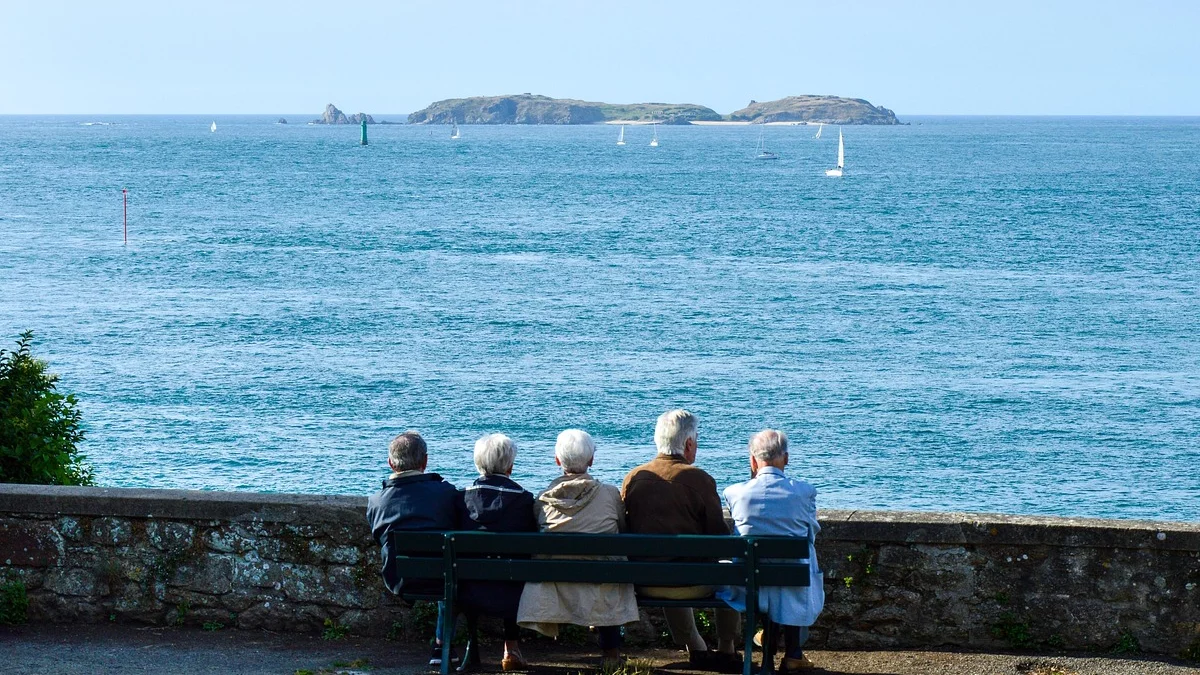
xmin=516 ymin=473 xmax=640 ymax=636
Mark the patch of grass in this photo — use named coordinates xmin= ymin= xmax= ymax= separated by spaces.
xmin=1111 ymin=632 xmax=1140 ymax=654
xmin=991 ymin=612 xmax=1034 ymax=649
xmin=202 ymin=621 xmax=225 ymax=631
xmin=323 ymin=618 xmax=349 ymax=641
xmin=331 ymin=658 xmax=370 ymax=669
xmin=0 ymin=579 xmax=28 ymax=625
xmin=172 ymin=600 xmax=190 ymax=626
xmin=1044 ymin=634 xmax=1065 ymax=650
xmin=842 ymin=576 xmax=854 ymax=588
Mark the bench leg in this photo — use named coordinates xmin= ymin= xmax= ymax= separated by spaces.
xmin=458 ymin=614 xmax=481 ymax=672
xmin=440 ymin=601 xmax=453 ymax=675
xmin=759 ymin=619 xmax=780 ymax=675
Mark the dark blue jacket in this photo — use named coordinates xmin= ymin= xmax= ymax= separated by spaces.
xmin=456 ymin=474 xmax=537 ymax=618
xmin=367 ymin=472 xmax=459 ymax=595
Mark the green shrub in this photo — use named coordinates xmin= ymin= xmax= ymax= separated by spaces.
xmin=0 ymin=578 xmax=29 ymax=625
xmin=0 ymin=331 xmax=93 ymax=486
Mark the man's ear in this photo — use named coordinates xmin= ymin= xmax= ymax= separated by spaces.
xmin=750 ymin=455 xmax=761 ymax=473
xmin=420 ymin=456 xmax=429 ymax=472
xmin=555 ymin=456 xmax=562 ymax=467
xmin=782 ymin=451 xmax=789 ymax=467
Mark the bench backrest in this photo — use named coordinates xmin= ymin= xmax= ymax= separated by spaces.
xmin=388 ymin=531 xmax=811 ymax=589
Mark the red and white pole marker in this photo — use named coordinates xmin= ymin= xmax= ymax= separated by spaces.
xmin=123 ymin=188 xmax=128 ymax=244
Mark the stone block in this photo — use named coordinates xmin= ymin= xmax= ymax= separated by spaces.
xmin=171 ymin=554 xmax=234 ymax=594
xmin=90 ymin=517 xmax=132 ymax=545
xmin=43 ymin=567 xmax=102 ymax=597
xmin=0 ymin=520 xmax=63 ymax=567
xmin=146 ymin=521 xmax=194 ymax=551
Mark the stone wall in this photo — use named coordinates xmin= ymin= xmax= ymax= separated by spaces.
xmin=1 ymin=485 xmax=1198 ymax=657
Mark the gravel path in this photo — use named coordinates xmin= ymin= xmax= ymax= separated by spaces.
xmin=2 ymin=624 xmax=1195 ymax=675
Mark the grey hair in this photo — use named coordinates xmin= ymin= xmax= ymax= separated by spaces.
xmin=555 ymin=429 xmax=596 ymax=474
xmin=388 ymin=431 xmax=428 ymax=472
xmin=749 ymin=429 xmax=788 ymax=463
xmin=474 ymin=433 xmax=517 ymax=476
xmin=654 ymin=409 xmax=697 ymax=456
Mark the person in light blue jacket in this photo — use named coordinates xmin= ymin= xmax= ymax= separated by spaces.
xmin=720 ymin=429 xmax=824 ymax=672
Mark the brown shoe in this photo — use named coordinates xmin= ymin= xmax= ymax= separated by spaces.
xmin=501 ymin=653 xmax=530 ymax=671
xmin=779 ymin=656 xmax=816 ymax=673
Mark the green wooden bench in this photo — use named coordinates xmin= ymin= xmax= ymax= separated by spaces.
xmin=389 ymin=531 xmax=812 ymax=675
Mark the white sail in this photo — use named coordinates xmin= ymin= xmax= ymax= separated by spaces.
xmin=617 ymin=125 xmax=625 ymax=145
xmin=450 ymin=120 xmax=460 ymax=139
xmin=813 ymin=123 xmax=822 ymax=139
xmin=650 ymin=124 xmax=659 ymax=147
xmin=825 ymin=128 xmax=844 ymax=176
xmin=755 ymin=126 xmax=778 ymax=160
xmin=210 ymin=121 xmax=217 ymax=133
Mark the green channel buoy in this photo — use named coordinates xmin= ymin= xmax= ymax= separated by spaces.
xmin=360 ymin=118 xmax=368 ymax=146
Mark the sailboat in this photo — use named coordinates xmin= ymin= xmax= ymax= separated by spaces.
xmin=210 ymin=121 xmax=217 ymax=133
xmin=825 ymin=128 xmax=845 ymax=177
xmin=649 ymin=124 xmax=659 ymax=147
xmin=813 ymin=123 xmax=823 ymax=139
xmin=450 ymin=120 xmax=461 ymax=139
xmin=617 ymin=125 xmax=626 ymax=146
xmin=755 ymin=126 xmax=778 ymax=160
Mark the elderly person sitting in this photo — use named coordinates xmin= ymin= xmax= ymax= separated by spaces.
xmin=365 ymin=431 xmax=462 ymax=667
xmin=517 ymin=429 xmax=639 ymax=666
xmin=722 ymin=430 xmax=824 ymax=673
xmin=457 ymin=433 xmax=538 ymax=671
xmin=622 ymin=409 xmax=741 ymax=671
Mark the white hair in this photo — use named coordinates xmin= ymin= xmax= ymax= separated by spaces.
xmin=473 ymin=433 xmax=516 ymax=476
xmin=749 ymin=429 xmax=788 ymax=463
xmin=654 ymin=409 xmax=697 ymax=456
xmin=555 ymin=429 xmax=595 ymax=474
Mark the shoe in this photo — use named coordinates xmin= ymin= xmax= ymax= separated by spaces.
xmin=501 ymin=653 xmax=530 ymax=671
xmin=429 ymin=645 xmax=461 ymax=666
xmin=779 ymin=656 xmax=816 ymax=673
xmin=753 ymin=630 xmax=763 ymax=648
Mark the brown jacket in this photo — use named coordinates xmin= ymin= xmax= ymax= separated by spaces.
xmin=621 ymin=455 xmax=729 ymax=536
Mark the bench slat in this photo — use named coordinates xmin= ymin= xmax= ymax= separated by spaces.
xmin=447 ymin=532 xmax=750 ymax=558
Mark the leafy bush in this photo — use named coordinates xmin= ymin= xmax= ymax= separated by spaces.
xmin=0 ymin=578 xmax=29 ymax=625
xmin=0 ymin=331 xmax=93 ymax=486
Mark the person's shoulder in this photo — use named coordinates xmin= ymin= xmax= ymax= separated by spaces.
xmin=723 ymin=478 xmax=752 ymax=499
xmin=622 ymin=460 xmax=662 ymax=485
xmin=784 ymin=475 xmax=817 ymax=495
xmin=679 ymin=463 xmax=717 ymax=488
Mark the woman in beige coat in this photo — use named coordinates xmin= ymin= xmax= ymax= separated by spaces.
xmin=517 ymin=429 xmax=639 ymax=663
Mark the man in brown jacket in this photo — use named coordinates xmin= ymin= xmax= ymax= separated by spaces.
xmin=622 ymin=409 xmax=741 ymax=671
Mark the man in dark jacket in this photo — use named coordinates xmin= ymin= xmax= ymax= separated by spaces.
xmin=622 ymin=409 xmax=741 ymax=672
xmin=366 ymin=431 xmax=459 ymax=665
xmin=457 ymin=433 xmax=538 ymax=670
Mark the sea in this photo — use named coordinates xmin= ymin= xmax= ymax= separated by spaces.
xmin=1 ymin=115 xmax=1197 ymax=522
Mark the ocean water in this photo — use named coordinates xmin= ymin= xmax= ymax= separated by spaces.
xmin=1 ymin=115 xmax=1197 ymax=522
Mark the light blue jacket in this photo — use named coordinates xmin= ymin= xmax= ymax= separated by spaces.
xmin=719 ymin=466 xmax=824 ymax=627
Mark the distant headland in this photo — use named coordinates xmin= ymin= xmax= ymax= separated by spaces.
xmin=405 ymin=94 xmax=899 ymax=125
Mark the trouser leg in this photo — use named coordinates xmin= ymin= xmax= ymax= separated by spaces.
xmin=596 ymin=625 xmax=624 ymax=651
xmin=503 ymin=619 xmax=521 ymax=641
xmin=715 ymin=607 xmax=742 ymax=653
xmin=782 ymin=625 xmax=809 ymax=660
xmin=663 ymin=607 xmax=709 ymax=652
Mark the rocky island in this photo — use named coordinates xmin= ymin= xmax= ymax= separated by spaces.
xmin=407 ymin=94 xmax=721 ymax=125
xmin=310 ymin=103 xmax=376 ymax=125
xmin=728 ymin=96 xmax=899 ymax=125
xmin=407 ymin=93 xmax=899 ymax=125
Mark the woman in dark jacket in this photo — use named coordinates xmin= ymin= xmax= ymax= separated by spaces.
xmin=458 ymin=433 xmax=538 ymax=671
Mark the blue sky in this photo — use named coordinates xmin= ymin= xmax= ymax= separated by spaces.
xmin=2 ymin=0 xmax=1197 ymax=115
